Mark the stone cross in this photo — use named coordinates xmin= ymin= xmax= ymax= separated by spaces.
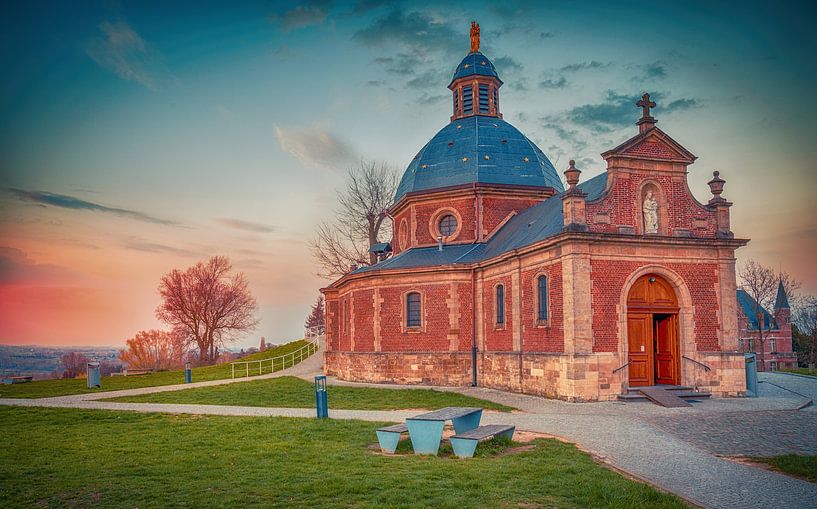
xmin=637 ymin=93 xmax=656 ymax=119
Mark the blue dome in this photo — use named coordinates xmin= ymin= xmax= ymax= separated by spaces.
xmin=449 ymin=52 xmax=502 ymax=86
xmin=394 ymin=116 xmax=564 ymax=202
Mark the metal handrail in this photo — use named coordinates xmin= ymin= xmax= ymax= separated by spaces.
xmin=231 ymin=334 xmax=321 ymax=379
xmin=682 ymin=355 xmax=712 ymax=372
xmin=612 ymin=360 xmax=631 ymax=374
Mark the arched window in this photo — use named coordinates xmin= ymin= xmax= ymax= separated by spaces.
xmin=496 ymin=284 xmax=505 ymax=324
xmin=406 ymin=292 xmax=421 ymax=328
xmin=537 ymin=275 xmax=548 ymax=322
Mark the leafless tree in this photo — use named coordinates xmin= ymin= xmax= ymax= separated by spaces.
xmin=119 ymin=329 xmax=187 ymax=371
xmin=156 ymin=256 xmax=259 ymax=364
xmin=61 ymin=352 xmax=89 ymax=379
xmin=738 ymin=260 xmax=800 ymax=371
xmin=311 ymin=160 xmax=398 ymax=278
xmin=794 ymin=296 xmax=817 ymax=372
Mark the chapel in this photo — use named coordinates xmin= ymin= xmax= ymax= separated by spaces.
xmin=321 ymin=23 xmax=749 ymax=401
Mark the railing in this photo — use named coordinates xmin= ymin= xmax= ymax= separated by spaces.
xmin=612 ymin=360 xmax=631 ymax=374
xmin=231 ymin=330 xmax=322 ymax=379
xmin=682 ymin=355 xmax=712 ymax=372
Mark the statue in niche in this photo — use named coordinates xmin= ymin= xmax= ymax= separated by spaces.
xmin=642 ymin=190 xmax=659 ymax=234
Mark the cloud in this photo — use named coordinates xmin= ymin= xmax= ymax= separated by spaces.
xmin=367 ymin=79 xmax=387 ymax=87
xmin=417 ymin=93 xmax=448 ymax=105
xmin=543 ymin=123 xmax=588 ymax=153
xmin=213 ymin=218 xmax=275 ymax=233
xmin=560 ymin=61 xmax=608 ymax=73
xmin=270 ymin=0 xmax=333 ymax=31
xmin=540 ymin=76 xmax=568 ymax=89
xmin=123 ymin=239 xmax=200 ymax=257
xmin=0 ymin=247 xmax=84 ymax=285
xmin=352 ymin=8 xmax=460 ymax=55
xmin=540 ymin=32 xmax=555 ymax=39
xmin=85 ymin=20 xmax=174 ymax=90
xmin=631 ymin=61 xmax=667 ymax=81
xmin=8 ymin=188 xmax=178 ymax=225
xmin=274 ymin=124 xmax=359 ymax=169
xmin=347 ymin=0 xmax=391 ymax=15
xmin=494 ymin=56 xmax=523 ymax=73
xmin=555 ymin=91 xmax=698 ymax=134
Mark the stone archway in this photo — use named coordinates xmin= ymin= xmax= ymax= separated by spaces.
xmin=618 ymin=265 xmax=696 ymax=388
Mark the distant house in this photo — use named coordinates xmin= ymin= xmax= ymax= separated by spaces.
xmin=737 ymin=281 xmax=795 ymax=371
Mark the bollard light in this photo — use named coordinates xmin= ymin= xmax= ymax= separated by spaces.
xmin=315 ymin=375 xmax=328 ymax=418
xmin=185 ymin=361 xmax=192 ymax=384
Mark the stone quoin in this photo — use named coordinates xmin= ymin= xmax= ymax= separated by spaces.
xmin=321 ymin=23 xmax=750 ymax=401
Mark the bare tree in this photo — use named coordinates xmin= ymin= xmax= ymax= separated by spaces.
xmin=156 ymin=256 xmax=259 ymax=364
xmin=304 ymin=295 xmax=325 ymax=335
xmin=794 ymin=296 xmax=817 ymax=373
xmin=61 ymin=352 xmax=89 ymax=379
xmin=311 ymin=160 xmax=398 ymax=278
xmin=738 ymin=260 xmax=800 ymax=371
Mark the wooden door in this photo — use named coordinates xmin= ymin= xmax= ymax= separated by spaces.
xmin=654 ymin=314 xmax=679 ymax=385
xmin=627 ymin=313 xmax=652 ymax=386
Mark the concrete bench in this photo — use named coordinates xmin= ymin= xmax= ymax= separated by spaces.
xmin=450 ymin=424 xmax=515 ymax=458
xmin=376 ymin=423 xmax=409 ymax=454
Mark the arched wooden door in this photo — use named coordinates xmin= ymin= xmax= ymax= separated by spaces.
xmin=626 ymin=274 xmax=680 ymax=386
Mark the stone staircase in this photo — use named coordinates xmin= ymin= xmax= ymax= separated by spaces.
xmin=618 ymin=385 xmax=711 ymax=403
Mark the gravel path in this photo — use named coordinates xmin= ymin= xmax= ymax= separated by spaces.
xmin=3 ymin=355 xmax=817 ymax=509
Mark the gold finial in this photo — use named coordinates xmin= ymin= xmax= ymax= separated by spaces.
xmin=470 ymin=21 xmax=480 ymax=53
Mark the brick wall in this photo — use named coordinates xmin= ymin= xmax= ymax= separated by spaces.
xmin=590 ymin=260 xmax=722 ymax=352
xmin=484 ymin=275 xmax=513 ymax=351
xmin=481 ymin=196 xmax=541 ymax=237
xmin=585 ymin=173 xmax=717 ymax=237
xmin=521 ymin=262 xmax=564 ymax=352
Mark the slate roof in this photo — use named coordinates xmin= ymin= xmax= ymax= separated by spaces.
xmin=394 ymin=116 xmax=564 ymax=202
xmin=355 ymin=173 xmax=608 ymax=276
xmin=449 ymin=51 xmax=502 ymax=86
xmin=737 ymin=289 xmax=778 ymax=331
xmin=774 ymin=280 xmax=790 ymax=309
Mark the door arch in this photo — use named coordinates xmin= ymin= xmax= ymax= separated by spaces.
xmin=626 ymin=274 xmax=681 ymax=386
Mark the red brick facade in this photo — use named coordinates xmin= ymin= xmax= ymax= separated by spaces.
xmin=322 ymin=109 xmax=749 ymax=401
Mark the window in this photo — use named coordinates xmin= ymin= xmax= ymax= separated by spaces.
xmin=438 ymin=214 xmax=458 ymax=237
xmin=493 ymin=87 xmax=499 ymax=112
xmin=479 ymin=84 xmax=490 ymax=114
xmin=770 ymin=361 xmax=778 ymax=371
xmin=496 ymin=285 xmax=505 ymax=324
xmin=406 ymin=292 xmax=421 ymax=328
xmin=770 ymin=338 xmax=776 ymax=353
xmin=453 ymin=90 xmax=459 ymax=114
xmin=342 ymin=300 xmax=347 ymax=334
xmin=537 ymin=275 xmax=548 ymax=322
xmin=738 ymin=338 xmax=744 ymax=351
xmin=462 ymin=85 xmax=473 ymax=114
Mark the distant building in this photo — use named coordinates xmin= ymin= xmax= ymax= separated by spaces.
xmin=737 ymin=281 xmax=796 ymax=371
xmin=322 ymin=24 xmax=749 ymax=401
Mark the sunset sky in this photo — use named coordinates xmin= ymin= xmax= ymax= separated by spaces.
xmin=1 ymin=0 xmax=816 ymax=348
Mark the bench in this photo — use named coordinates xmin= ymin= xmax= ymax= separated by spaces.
xmin=2 ymin=376 xmax=33 ymax=385
xmin=375 ymin=423 xmax=409 ymax=454
xmin=123 ymin=369 xmax=153 ymax=376
xmin=450 ymin=424 xmax=515 ymax=458
xmin=406 ymin=407 xmax=483 ymax=455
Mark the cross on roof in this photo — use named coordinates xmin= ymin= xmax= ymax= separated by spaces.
xmin=637 ymin=93 xmax=656 ymax=119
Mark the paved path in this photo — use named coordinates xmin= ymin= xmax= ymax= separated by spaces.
xmin=3 ymin=359 xmax=817 ymax=509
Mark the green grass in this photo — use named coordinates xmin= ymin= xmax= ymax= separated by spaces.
xmin=751 ymin=454 xmax=817 ymax=483
xmin=781 ymin=368 xmax=817 ymax=378
xmin=105 ymin=376 xmax=514 ymax=411
xmin=0 ymin=340 xmax=311 ymax=399
xmin=0 ymin=406 xmax=688 ymax=508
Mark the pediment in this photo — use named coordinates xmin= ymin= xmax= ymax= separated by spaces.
xmin=602 ymin=127 xmax=696 ymax=164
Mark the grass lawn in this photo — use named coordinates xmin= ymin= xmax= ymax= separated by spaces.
xmin=781 ymin=368 xmax=817 ymax=378
xmin=0 ymin=407 xmax=688 ymax=508
xmin=751 ymin=454 xmax=817 ymax=483
xmin=104 ymin=376 xmax=514 ymax=411
xmin=0 ymin=340 xmax=310 ymax=399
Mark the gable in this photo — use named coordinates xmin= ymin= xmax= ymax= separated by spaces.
xmin=602 ymin=127 xmax=696 ymax=164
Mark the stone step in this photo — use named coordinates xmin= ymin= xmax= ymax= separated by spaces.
xmin=624 ymin=385 xmax=693 ymax=394
xmin=618 ymin=391 xmax=711 ymax=402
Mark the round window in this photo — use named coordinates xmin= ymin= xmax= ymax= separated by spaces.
xmin=438 ymin=214 xmax=458 ymax=237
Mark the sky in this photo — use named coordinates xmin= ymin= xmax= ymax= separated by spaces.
xmin=1 ymin=0 xmax=816 ymax=348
